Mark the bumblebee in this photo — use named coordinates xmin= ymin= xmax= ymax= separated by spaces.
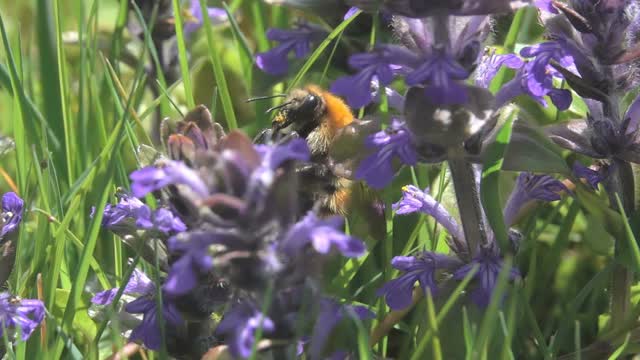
xmin=252 ymin=85 xmax=381 ymax=224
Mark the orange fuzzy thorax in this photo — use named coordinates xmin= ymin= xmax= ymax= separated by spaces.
xmin=306 ymin=85 xmax=354 ymax=131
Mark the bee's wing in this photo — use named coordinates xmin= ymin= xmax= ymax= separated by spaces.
xmin=329 ymin=117 xmax=387 ymax=242
xmin=346 ymin=182 xmax=387 ymax=243
xmin=0 ymin=136 xmax=15 ymax=157
xmin=328 ymin=117 xmax=381 ymax=179
xmin=136 ymin=144 xmax=165 ymax=167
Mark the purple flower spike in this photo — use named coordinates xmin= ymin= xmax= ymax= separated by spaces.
xmin=331 ymin=45 xmax=412 ymax=108
xmin=184 ymin=0 xmax=228 ymax=36
xmin=215 ymin=303 xmax=275 ymax=359
xmin=355 ymin=119 xmax=417 ymax=189
xmin=0 ymin=293 xmax=45 ymax=341
xmin=130 ymin=160 xmax=208 ymax=198
xmin=125 ymin=294 xmax=183 ymax=350
xmin=282 ymin=212 xmax=366 ymax=258
xmin=475 ymin=52 xmax=524 ymax=88
xmin=405 ymin=52 xmax=470 ymax=104
xmin=377 ymin=252 xmax=460 ymax=310
xmin=453 ymin=250 xmax=520 ymax=308
xmin=503 ymin=172 xmax=569 ymax=227
xmin=91 ymin=268 xmax=154 ymax=306
xmin=393 ymin=185 xmax=465 ymax=241
xmin=1 ymin=192 xmax=24 ymax=239
xmin=163 ymin=233 xmax=216 ymax=295
xmin=256 ymin=23 xmax=326 ymax=75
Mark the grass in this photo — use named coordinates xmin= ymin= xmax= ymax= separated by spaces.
xmin=0 ymin=1 xmax=636 ymax=359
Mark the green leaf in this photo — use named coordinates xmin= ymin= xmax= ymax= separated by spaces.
xmin=502 ymin=118 xmax=571 ymax=176
xmin=51 ymin=289 xmax=97 ymax=345
xmin=575 ymin=186 xmax=624 ymax=240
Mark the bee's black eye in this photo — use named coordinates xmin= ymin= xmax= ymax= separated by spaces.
xmin=299 ymin=94 xmax=319 ymax=113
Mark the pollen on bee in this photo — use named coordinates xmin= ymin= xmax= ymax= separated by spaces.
xmin=274 ymin=113 xmax=286 ymax=123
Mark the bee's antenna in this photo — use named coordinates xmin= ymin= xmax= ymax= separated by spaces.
xmin=266 ymin=101 xmax=293 ymax=113
xmin=246 ymin=94 xmax=287 ymax=103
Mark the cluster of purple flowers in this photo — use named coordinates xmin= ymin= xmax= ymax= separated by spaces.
xmin=0 ymin=192 xmax=46 ymax=343
xmin=253 ymin=0 xmax=628 ymax=318
xmin=91 ymin=107 xmax=371 ymax=358
xmin=87 ymin=0 xmax=640 ymax=357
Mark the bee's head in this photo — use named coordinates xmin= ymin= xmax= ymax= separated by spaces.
xmin=270 ymin=88 xmax=326 ymax=138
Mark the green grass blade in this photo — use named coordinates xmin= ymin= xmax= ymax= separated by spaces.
xmin=615 ymin=194 xmax=640 ymax=272
xmin=171 ymin=0 xmax=196 ymax=109
xmin=200 ymin=0 xmax=238 ymax=130
xmin=35 ymin=0 xmax=68 ymax=184
xmin=287 ymin=10 xmax=361 ymax=91
xmin=481 ymin=112 xmax=516 ymax=253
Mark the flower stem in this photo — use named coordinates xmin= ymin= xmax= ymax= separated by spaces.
xmin=447 ymin=149 xmax=489 ymax=259
xmin=607 ymin=159 xmax=635 ymax=328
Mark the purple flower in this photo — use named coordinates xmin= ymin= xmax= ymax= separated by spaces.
xmin=354 ymin=119 xmax=417 ymax=189
xmin=344 ymin=6 xmax=360 ymax=20
xmin=130 ymin=160 xmax=208 ymax=198
xmin=496 ymin=42 xmax=575 ymax=110
xmin=163 ymin=232 xmax=216 ymax=296
xmin=125 ymin=293 xmax=183 ymax=350
xmin=405 ymin=51 xmax=470 ymax=104
xmin=534 ymin=0 xmax=558 ymax=13
xmin=453 ymin=249 xmax=520 ymax=308
xmin=1 ymin=192 xmax=23 ymax=240
xmin=475 ymin=52 xmax=524 ymax=88
xmin=309 ymin=299 xmax=374 ymax=358
xmin=377 ymin=252 xmax=460 ymax=310
xmin=503 ymin=172 xmax=569 ymax=226
xmin=393 ymin=185 xmax=465 ymax=241
xmin=91 ymin=268 xmax=154 ymax=306
xmin=256 ymin=23 xmax=326 ymax=75
xmin=282 ymin=212 xmax=366 ymax=258
xmin=184 ymin=0 xmax=227 ymax=36
xmin=350 ymin=0 xmax=528 ymax=17
xmin=247 ymin=139 xmax=311 ymax=213
xmin=254 ymin=138 xmax=311 ymax=176
xmin=93 ymin=268 xmax=182 ymax=350
xmin=572 ymin=162 xmax=607 ymax=190
xmin=96 ymin=194 xmax=186 ymax=234
xmin=330 ymin=45 xmax=413 ymax=108
xmin=215 ymin=303 xmax=275 ymax=359
xmin=0 ymin=293 xmax=45 ymax=341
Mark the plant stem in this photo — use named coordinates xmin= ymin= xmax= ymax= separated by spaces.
xmin=607 ymin=159 xmax=635 ymax=328
xmin=447 ymin=149 xmax=489 ymax=259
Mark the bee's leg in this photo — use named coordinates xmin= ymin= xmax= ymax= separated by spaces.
xmin=274 ymin=131 xmax=301 ymax=143
xmin=253 ymin=128 xmax=274 ymax=144
xmin=296 ymin=163 xmax=334 ymax=192
xmin=297 ymin=162 xmax=333 ymax=183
